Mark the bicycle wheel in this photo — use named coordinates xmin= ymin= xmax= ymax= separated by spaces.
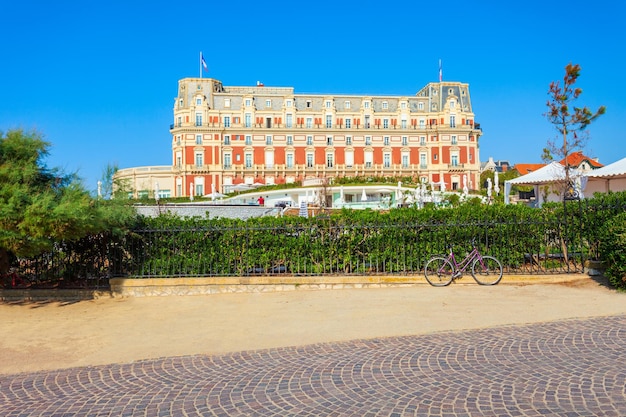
xmin=424 ymin=257 xmax=454 ymax=287
xmin=471 ymin=256 xmax=503 ymax=285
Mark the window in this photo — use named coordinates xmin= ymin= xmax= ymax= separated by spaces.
xmin=306 ymin=153 xmax=314 ymax=167
xmin=196 ymin=134 xmax=202 ymax=145
xmin=179 ymin=99 xmax=184 ymax=108
xmin=419 ymin=119 xmax=425 ymax=129
xmin=176 ymin=116 xmax=182 ymax=127
xmin=224 ymin=98 xmax=231 ymax=108
xmin=383 ymin=153 xmax=391 ymax=168
xmin=402 ymin=136 xmax=408 ymax=146
xmin=326 ymin=115 xmax=332 ymax=128
xmin=345 ymin=118 xmax=351 ymax=128
xmin=365 ymin=136 xmax=372 ymax=145
xmin=345 ymin=150 xmax=354 ymax=168
xmin=345 ymin=100 xmax=351 ymax=109
xmin=418 ymin=102 xmax=424 ymax=110
xmin=265 ymin=150 xmax=274 ymax=168
xmin=245 ymin=99 xmax=252 ymax=106
xmin=346 ymin=136 xmax=352 ymax=145
xmin=265 ymin=99 xmax=271 ymax=108
xmin=176 ymin=154 xmax=182 ymax=168
xmin=326 ymin=153 xmax=334 ymax=168
xmin=306 ymin=117 xmax=312 ymax=128
xmin=327 ymin=136 xmax=333 ymax=145
xmin=196 ymin=98 xmax=202 ymax=105
xmin=383 ymin=119 xmax=389 ymax=129
xmin=176 ymin=135 xmax=181 ymax=146
xmin=402 ymin=154 xmax=409 ymax=168
xmin=420 ymin=153 xmax=427 ymax=169
xmin=325 ymin=100 xmax=331 ymax=108
xmin=450 ymin=115 xmax=456 ymax=128
xmin=286 ymin=100 xmax=292 ymax=107
xmin=224 ymin=135 xmax=231 ymax=145
xmin=306 ymin=100 xmax=312 ymax=108
xmin=382 ymin=101 xmax=388 ymax=109
xmin=224 ymin=153 xmax=232 ymax=168
xmin=266 ymin=135 xmax=272 ymax=145
xmin=224 ymin=116 xmax=231 ymax=127
xmin=451 ymin=135 xmax=457 ymax=145
xmin=384 ymin=136 xmax=390 ymax=146
xmin=244 ymin=113 xmax=251 ymax=127
xmin=286 ymin=114 xmax=293 ymax=128
xmin=245 ymin=135 xmax=252 ymax=145
xmin=364 ymin=101 xmax=370 ymax=109
xmin=307 ymin=136 xmax=313 ymax=146
xmin=401 ymin=119 xmax=407 ymax=129
xmin=195 ymin=113 xmax=202 ymax=126
xmin=365 ymin=115 xmax=370 ymax=128
xmin=450 ymin=100 xmax=455 ymax=109
xmin=451 ymin=155 xmax=459 ymax=166
xmin=287 ymin=135 xmax=293 ymax=145
xmin=196 ymin=183 xmax=203 ymax=196
xmin=245 ymin=153 xmax=252 ymax=168
xmin=195 ymin=153 xmax=203 ymax=167
xmin=286 ymin=153 xmax=294 ymax=168
xmin=420 ymin=136 xmax=426 ymax=146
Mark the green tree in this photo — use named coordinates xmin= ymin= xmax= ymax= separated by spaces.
xmin=543 ymin=63 xmax=606 ymax=195
xmin=0 ymin=129 xmax=137 ymax=273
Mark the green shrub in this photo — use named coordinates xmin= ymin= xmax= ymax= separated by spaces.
xmin=598 ymin=211 xmax=626 ymax=290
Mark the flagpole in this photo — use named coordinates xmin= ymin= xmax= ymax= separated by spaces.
xmin=438 ymin=59 xmax=442 ymax=82
xmin=200 ymin=51 xmax=203 ymax=79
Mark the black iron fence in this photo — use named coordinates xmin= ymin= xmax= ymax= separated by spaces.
xmin=106 ymin=218 xmax=585 ymax=279
xmin=2 ymin=214 xmax=600 ymax=290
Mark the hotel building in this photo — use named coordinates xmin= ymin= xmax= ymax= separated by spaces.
xmin=116 ymin=77 xmax=482 ymax=198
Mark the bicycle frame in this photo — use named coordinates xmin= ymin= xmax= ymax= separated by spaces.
xmin=445 ymin=246 xmax=484 ymax=274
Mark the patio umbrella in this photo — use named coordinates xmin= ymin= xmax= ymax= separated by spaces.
xmin=189 ymin=183 xmax=194 ymax=201
xmin=233 ymin=183 xmax=253 ymax=192
xmin=340 ymin=186 xmax=345 ymax=204
xmin=494 ymin=171 xmax=500 ymax=195
xmin=203 ymin=184 xmax=226 ymax=200
xmin=361 ymin=188 xmax=368 ymax=202
xmin=463 ymin=175 xmax=468 ymax=196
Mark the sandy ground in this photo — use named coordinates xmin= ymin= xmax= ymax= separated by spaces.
xmin=1 ymin=276 xmax=624 ymax=375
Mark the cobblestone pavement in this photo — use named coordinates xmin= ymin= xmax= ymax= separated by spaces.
xmin=1 ymin=315 xmax=624 ymax=416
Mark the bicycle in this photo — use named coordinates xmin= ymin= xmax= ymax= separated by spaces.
xmin=424 ymin=240 xmax=503 ymax=286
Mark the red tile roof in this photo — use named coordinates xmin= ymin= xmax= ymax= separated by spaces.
xmin=559 ymin=151 xmax=603 ymax=168
xmin=513 ymin=152 xmax=603 ymax=175
xmin=514 ymin=164 xmax=546 ymax=175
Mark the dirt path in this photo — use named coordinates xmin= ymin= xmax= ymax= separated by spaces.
xmin=1 ymin=277 xmax=624 ymax=375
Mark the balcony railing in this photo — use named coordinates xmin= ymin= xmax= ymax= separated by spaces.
xmin=168 ymin=121 xmax=478 ymax=132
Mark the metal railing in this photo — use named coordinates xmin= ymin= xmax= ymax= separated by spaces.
xmin=5 ymin=200 xmax=623 ymax=289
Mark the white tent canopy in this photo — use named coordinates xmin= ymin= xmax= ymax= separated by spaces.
xmin=584 ymin=157 xmax=626 ymax=194
xmin=504 ymin=162 xmax=570 ymax=205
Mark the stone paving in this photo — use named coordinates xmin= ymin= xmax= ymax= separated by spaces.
xmin=1 ymin=315 xmax=624 ymax=416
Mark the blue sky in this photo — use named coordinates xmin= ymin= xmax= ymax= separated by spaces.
xmin=1 ymin=0 xmax=624 ymax=192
